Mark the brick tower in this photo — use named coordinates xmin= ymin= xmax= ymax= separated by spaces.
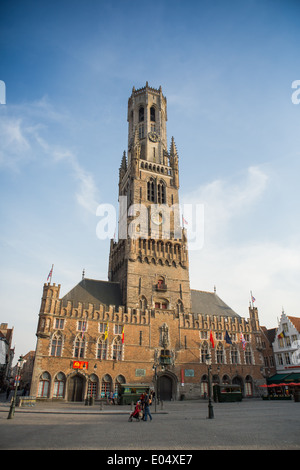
xmin=108 ymin=83 xmax=191 ymax=314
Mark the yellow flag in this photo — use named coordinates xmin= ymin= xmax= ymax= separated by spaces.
xmin=104 ymin=323 xmax=108 ymax=340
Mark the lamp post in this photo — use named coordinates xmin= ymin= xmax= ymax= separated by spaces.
xmin=7 ymin=355 xmax=24 ymax=420
xmin=152 ymin=363 xmax=158 ymax=413
xmin=205 ymin=352 xmax=214 ymax=419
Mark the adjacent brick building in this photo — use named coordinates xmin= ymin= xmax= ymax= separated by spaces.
xmin=30 ymin=84 xmax=266 ymax=401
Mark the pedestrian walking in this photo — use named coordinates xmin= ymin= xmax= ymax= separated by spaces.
xmin=143 ymin=393 xmax=152 ymax=421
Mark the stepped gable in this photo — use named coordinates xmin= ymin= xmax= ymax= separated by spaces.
xmin=61 ymin=278 xmax=122 ymax=309
xmin=191 ymin=289 xmax=240 ymax=319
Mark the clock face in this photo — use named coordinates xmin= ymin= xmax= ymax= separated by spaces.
xmin=148 ymin=132 xmax=159 ymax=142
xmin=151 ymin=212 xmax=163 ymax=225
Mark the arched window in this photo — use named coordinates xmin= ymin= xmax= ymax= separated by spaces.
xmin=101 ymin=374 xmax=112 ymax=398
xmin=115 ymin=375 xmax=126 ymax=394
xmin=245 ymin=345 xmax=253 ymax=365
xmin=88 ymin=374 xmax=98 ymax=398
xmin=147 ymin=179 xmax=155 ymax=202
xmin=157 ymin=180 xmax=166 ymax=204
xmin=231 ymin=344 xmax=239 ymax=364
xmin=245 ymin=375 xmax=253 ymax=396
xmin=97 ymin=337 xmax=108 ymax=360
xmin=38 ymin=372 xmax=50 ymax=398
xmin=53 ymin=372 xmax=65 ymax=398
xmin=139 ymin=296 xmax=147 ymax=310
xmin=216 ymin=342 xmax=224 ymax=364
xmin=176 ymin=300 xmax=184 ymax=314
xmin=139 ymin=106 xmax=144 ymax=122
xmin=112 ymin=337 xmax=123 ymax=361
xmin=50 ymin=332 xmax=62 ymax=357
xmin=150 ymin=106 xmax=156 ymax=122
xmin=222 ymin=375 xmax=230 ymax=384
xmin=74 ymin=335 xmax=85 ymax=358
xmin=200 ymin=341 xmax=208 ymax=363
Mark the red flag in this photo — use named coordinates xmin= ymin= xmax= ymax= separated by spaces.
xmin=122 ymin=326 xmax=124 ymax=344
xmin=209 ymin=331 xmax=215 ymax=348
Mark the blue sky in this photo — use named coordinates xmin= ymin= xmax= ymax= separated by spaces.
xmin=1 ymin=0 xmax=300 ymax=363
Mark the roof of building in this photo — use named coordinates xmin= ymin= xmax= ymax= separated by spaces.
xmin=260 ymin=326 xmax=276 ymax=344
xmin=288 ymin=316 xmax=300 ymax=333
xmin=61 ymin=278 xmax=123 ymax=309
xmin=191 ymin=289 xmax=241 ymax=319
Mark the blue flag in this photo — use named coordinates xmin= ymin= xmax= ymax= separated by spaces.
xmin=225 ymin=330 xmax=232 ymax=344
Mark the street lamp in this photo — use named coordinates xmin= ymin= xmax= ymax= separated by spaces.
xmin=205 ymin=352 xmax=214 ymax=419
xmin=152 ymin=363 xmax=158 ymax=413
xmin=7 ymin=355 xmax=24 ymax=420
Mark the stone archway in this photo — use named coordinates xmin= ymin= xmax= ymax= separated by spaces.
xmin=67 ymin=373 xmax=85 ymax=402
xmin=232 ymin=375 xmax=244 ymax=396
xmin=157 ymin=371 xmax=177 ymax=401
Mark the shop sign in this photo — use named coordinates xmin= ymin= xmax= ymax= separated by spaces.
xmin=72 ymin=361 xmax=88 ymax=370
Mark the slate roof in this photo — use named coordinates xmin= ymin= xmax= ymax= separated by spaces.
xmin=61 ymin=278 xmax=123 ymax=309
xmin=260 ymin=326 xmax=276 ymax=344
xmin=191 ymin=289 xmax=241 ymax=319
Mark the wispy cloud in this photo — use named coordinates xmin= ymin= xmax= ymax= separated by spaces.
xmin=182 ymin=165 xmax=268 ymax=244
xmin=184 ymin=165 xmax=300 ymax=325
xmin=0 ymin=99 xmax=100 ymax=214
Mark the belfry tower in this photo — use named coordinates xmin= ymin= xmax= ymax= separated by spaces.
xmin=109 ymin=83 xmax=191 ymax=314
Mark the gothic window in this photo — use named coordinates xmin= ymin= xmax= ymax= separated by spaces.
xmin=139 ymin=124 xmax=144 ymax=139
xmin=216 ymin=343 xmax=224 ymax=364
xmin=54 ymin=318 xmax=64 ymax=329
xmin=97 ymin=337 xmax=108 ymax=360
xmin=231 ymin=344 xmax=239 ymax=364
xmin=113 ymin=337 xmax=123 ymax=361
xmin=176 ymin=300 xmax=184 ymax=314
xmin=115 ymin=375 xmax=125 ymax=394
xmin=53 ymin=372 xmax=66 ymax=398
xmin=114 ymin=324 xmax=123 ymax=335
xmin=139 ymin=106 xmax=144 ymax=122
xmin=147 ymin=179 xmax=155 ymax=202
xmin=245 ymin=376 xmax=253 ymax=396
xmin=139 ymin=296 xmax=147 ymax=310
xmin=74 ymin=335 xmax=85 ymax=358
xmin=38 ymin=372 xmax=50 ymax=398
xmin=245 ymin=345 xmax=253 ymax=365
xmin=101 ymin=374 xmax=112 ymax=398
xmin=88 ymin=374 xmax=98 ymax=398
xmin=77 ymin=320 xmax=87 ymax=333
xmin=50 ymin=332 xmax=62 ymax=357
xmin=157 ymin=180 xmax=166 ymax=204
xmin=150 ymin=106 xmax=156 ymax=122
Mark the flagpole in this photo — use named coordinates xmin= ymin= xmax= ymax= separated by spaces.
xmin=47 ymin=264 xmax=54 ymax=283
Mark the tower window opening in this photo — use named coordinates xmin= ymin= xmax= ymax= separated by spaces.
xmin=139 ymin=106 xmax=144 ymax=122
xmin=157 ymin=181 xmax=166 ymax=204
xmin=147 ymin=180 xmax=155 ymax=202
xmin=139 ymin=125 xmax=144 ymax=139
xmin=150 ymin=106 xmax=156 ymax=122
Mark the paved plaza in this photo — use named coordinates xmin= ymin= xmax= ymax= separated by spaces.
xmin=0 ymin=397 xmax=299 ymax=451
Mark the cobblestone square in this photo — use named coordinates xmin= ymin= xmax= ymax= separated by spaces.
xmin=0 ymin=398 xmax=299 ymax=451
